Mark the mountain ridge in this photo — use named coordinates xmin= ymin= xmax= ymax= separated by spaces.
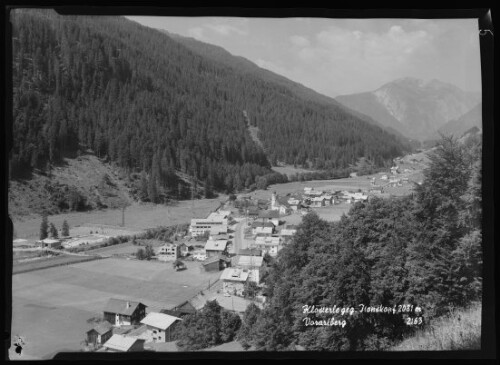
xmin=336 ymin=78 xmax=481 ymax=141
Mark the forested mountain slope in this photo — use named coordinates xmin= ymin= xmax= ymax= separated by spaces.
xmin=10 ymin=9 xmax=407 ymax=199
xmin=169 ymin=31 xmax=414 ymax=146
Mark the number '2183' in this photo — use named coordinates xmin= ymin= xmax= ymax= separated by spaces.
xmin=406 ymin=317 xmax=423 ymax=326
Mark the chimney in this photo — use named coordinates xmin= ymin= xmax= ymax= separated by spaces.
xmin=126 ymin=301 xmax=131 ymax=308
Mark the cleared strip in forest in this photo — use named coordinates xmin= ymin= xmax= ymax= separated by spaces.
xmin=243 ymin=110 xmax=272 ymax=165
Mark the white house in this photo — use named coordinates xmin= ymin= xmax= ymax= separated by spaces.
xmin=156 ymin=243 xmax=180 ymax=261
xmin=254 ymin=226 xmax=273 ymax=236
xmin=254 ymin=236 xmax=282 ymax=257
xmin=221 ymin=268 xmax=249 ymax=296
xmin=36 ymin=238 xmax=62 ymax=249
xmin=233 ymin=255 xmax=264 ymax=283
xmin=190 ymin=218 xmax=228 ymax=237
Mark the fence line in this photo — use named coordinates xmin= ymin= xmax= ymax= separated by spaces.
xmin=13 ymin=255 xmax=105 ymax=275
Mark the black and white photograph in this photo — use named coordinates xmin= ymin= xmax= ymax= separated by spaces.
xmin=4 ymin=6 xmax=494 ymax=360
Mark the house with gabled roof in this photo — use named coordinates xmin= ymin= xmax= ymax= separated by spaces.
xmin=103 ymin=298 xmax=147 ymax=326
xmin=86 ymin=321 xmax=113 ymax=347
xmin=102 ymin=334 xmax=145 ymax=352
xmin=140 ymin=312 xmax=182 ymax=343
xmin=204 ymin=238 xmax=229 ymax=258
xmin=202 ymin=254 xmax=232 ymax=272
xmin=221 ymin=268 xmax=249 ymax=296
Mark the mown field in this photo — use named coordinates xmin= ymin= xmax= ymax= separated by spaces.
xmin=12 ymin=198 xmax=224 ymax=241
xmin=312 ymin=204 xmax=352 ymax=222
xmin=271 ymin=165 xmax=317 ymax=177
xmin=11 ymin=258 xmax=222 ymax=359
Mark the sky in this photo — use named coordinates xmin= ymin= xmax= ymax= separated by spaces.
xmin=126 ymin=16 xmax=482 ymax=97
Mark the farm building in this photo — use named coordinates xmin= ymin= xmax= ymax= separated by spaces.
xmin=36 ymin=238 xmax=62 ymax=249
xmin=86 ymin=321 xmax=113 ymax=347
xmin=103 ymin=299 xmax=147 ymax=326
xmin=322 ymin=195 xmax=334 ymax=205
xmin=190 ymin=218 xmax=228 ymax=237
xmin=202 ymin=254 xmax=232 ymax=272
xmin=156 ymin=243 xmax=180 ymax=261
xmin=102 ymin=334 xmax=145 ymax=352
xmin=204 ymin=238 xmax=229 ymax=258
xmin=140 ymin=312 xmax=182 ymax=343
xmin=311 ymin=197 xmax=326 ymax=207
xmin=172 ymin=301 xmax=197 ymax=316
xmin=221 ymin=268 xmax=249 ymax=296
xmin=177 ymin=241 xmax=194 ymax=257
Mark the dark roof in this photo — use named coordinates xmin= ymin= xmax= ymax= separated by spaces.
xmin=251 ymin=221 xmax=274 ymax=228
xmin=277 ymin=197 xmax=291 ymax=207
xmin=202 ymin=254 xmax=232 ymax=266
xmin=160 ymin=309 xmax=184 ymax=317
xmin=87 ymin=321 xmax=113 ymax=335
xmin=103 ymin=298 xmax=146 ymax=316
xmin=258 ymin=210 xmax=280 ymax=219
xmin=239 ymin=248 xmax=262 ymax=256
xmin=174 ymin=301 xmax=197 ymax=315
xmin=246 ymin=207 xmax=259 ymax=215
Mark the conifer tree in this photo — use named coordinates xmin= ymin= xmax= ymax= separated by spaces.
xmin=39 ymin=214 xmax=49 ymax=240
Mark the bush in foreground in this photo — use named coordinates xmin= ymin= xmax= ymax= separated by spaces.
xmin=388 ymin=302 xmax=481 ymax=351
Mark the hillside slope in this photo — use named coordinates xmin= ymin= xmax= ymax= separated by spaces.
xmin=336 ymin=78 xmax=481 ymax=141
xmin=437 ymin=102 xmax=482 ymax=138
xmin=9 ymin=153 xmax=132 ymax=218
xmin=10 ymin=9 xmax=407 ymax=201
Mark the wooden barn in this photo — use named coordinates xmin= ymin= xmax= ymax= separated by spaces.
xmin=86 ymin=321 xmax=113 ymax=346
xmin=103 ymin=298 xmax=147 ymax=326
xmin=202 ymin=254 xmax=232 ymax=272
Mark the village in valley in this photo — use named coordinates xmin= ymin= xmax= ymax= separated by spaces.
xmin=11 ymin=154 xmax=427 ymax=355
